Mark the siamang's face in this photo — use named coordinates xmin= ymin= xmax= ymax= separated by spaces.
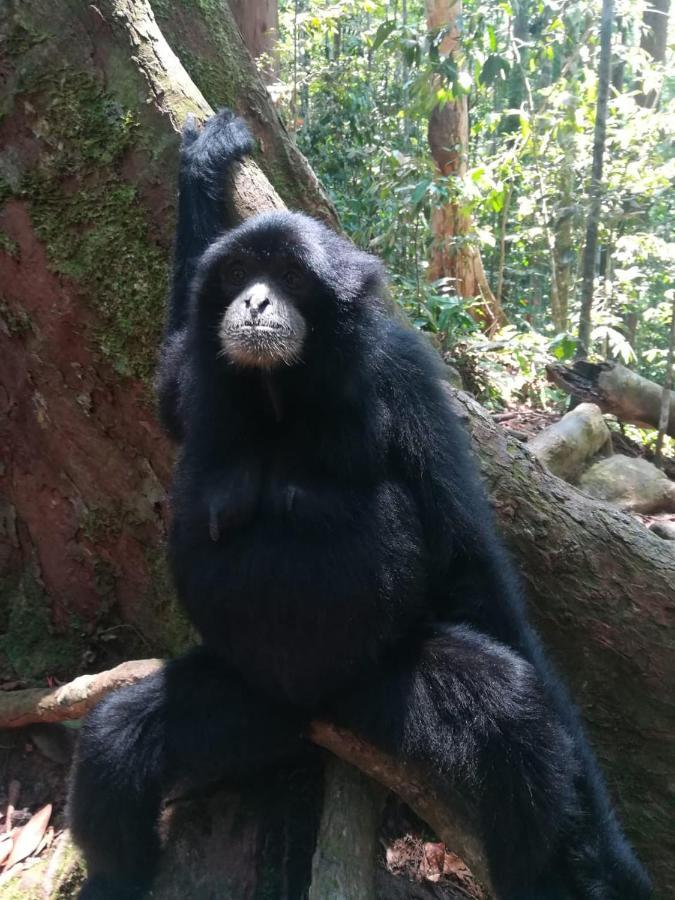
xmin=217 ymin=256 xmax=310 ymax=369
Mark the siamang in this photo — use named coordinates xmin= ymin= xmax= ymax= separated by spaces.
xmin=69 ymin=109 xmax=651 ymax=900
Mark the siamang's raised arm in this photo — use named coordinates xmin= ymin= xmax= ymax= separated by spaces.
xmin=156 ymin=111 xmax=253 ymax=440
xmin=168 ymin=110 xmax=253 ymax=332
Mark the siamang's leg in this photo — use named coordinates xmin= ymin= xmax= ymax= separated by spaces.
xmin=328 ymin=624 xmax=582 ymax=900
xmin=69 ymin=647 xmax=305 ymax=900
xmin=437 ymin=559 xmax=651 ymax=899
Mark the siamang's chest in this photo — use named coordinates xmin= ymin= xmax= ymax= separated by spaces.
xmin=171 ymin=448 xmax=429 ymax=706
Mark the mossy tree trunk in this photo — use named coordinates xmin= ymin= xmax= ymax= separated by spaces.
xmin=0 ymin=0 xmax=336 ymax=684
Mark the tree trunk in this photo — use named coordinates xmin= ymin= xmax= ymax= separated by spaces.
xmin=551 ymin=71 xmax=580 ymax=333
xmin=425 ymin=0 xmax=507 ymax=334
xmin=229 ymin=0 xmax=280 ymax=82
xmin=1 ymin=0 xmax=673 ymax=896
xmin=576 ymin=0 xmax=614 ymax=357
xmin=636 ymin=0 xmax=670 ymax=108
xmin=450 ymin=389 xmax=675 ymax=895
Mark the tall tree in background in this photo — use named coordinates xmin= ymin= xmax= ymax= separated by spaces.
xmin=576 ymin=0 xmax=614 ymax=358
xmin=425 ymin=0 xmax=507 ymax=333
xmin=230 ymin=0 xmax=280 ymax=81
xmin=636 ymin=0 xmax=670 ymax=108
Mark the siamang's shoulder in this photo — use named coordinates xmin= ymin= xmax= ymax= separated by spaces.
xmin=373 ymin=318 xmax=449 ymax=394
xmin=370 ymin=317 xmax=465 ymax=435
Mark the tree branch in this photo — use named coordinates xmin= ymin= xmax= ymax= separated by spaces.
xmin=0 ymin=660 xmax=163 ymax=729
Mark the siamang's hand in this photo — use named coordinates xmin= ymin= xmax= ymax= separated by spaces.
xmin=266 ymin=481 xmax=306 ymax=518
xmin=204 ymin=463 xmax=261 ymax=541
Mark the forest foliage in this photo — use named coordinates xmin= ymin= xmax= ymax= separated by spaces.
xmin=267 ymin=0 xmax=673 ymax=418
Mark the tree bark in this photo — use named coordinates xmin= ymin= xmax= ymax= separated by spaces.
xmin=425 ymin=0 xmax=507 ymax=334
xmin=547 ymin=359 xmax=675 ymax=436
xmin=1 ymin=0 xmax=673 ymax=896
xmin=448 ymin=389 xmax=675 ymax=895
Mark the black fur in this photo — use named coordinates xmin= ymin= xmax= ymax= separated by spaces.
xmin=70 ymin=109 xmax=651 ymax=900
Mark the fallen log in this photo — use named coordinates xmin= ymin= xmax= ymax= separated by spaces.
xmin=547 ymin=360 xmax=675 ymax=435
xmin=528 ymin=402 xmax=611 ymax=481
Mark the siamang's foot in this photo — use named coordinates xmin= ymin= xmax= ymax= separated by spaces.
xmin=567 ymin=838 xmax=652 ymax=900
xmin=78 ymin=873 xmax=152 ymax=900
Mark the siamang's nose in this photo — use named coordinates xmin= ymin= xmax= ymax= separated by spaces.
xmin=245 ymin=289 xmax=270 ymax=320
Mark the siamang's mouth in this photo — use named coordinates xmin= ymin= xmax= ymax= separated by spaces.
xmin=219 ymin=318 xmax=305 ymax=368
xmin=242 ymin=322 xmax=286 ymax=332
xmin=226 ymin=322 xmax=290 ymax=334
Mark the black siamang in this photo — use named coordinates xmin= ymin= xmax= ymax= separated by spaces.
xmin=69 ymin=110 xmax=650 ymax=900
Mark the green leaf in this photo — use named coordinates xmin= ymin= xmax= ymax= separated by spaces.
xmin=549 ymin=333 xmax=578 ymax=361
xmin=411 ymin=179 xmax=431 ymax=206
xmin=372 ymin=20 xmax=396 ymax=51
xmin=487 ymin=24 xmax=497 ymax=53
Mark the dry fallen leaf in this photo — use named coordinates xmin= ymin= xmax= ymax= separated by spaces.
xmin=421 ymin=841 xmax=446 ymax=882
xmin=3 ymin=803 xmax=52 ymax=870
xmin=443 ymin=850 xmax=472 ymax=878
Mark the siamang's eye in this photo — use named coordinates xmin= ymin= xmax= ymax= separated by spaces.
xmin=229 ymin=264 xmax=246 ymax=283
xmin=283 ymin=267 xmax=303 ymax=290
